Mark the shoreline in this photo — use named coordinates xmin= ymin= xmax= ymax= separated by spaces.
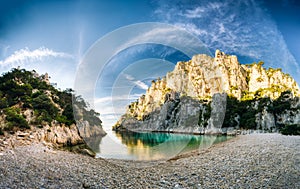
xmin=167 ymin=134 xmax=239 ymax=161
xmin=114 ymin=127 xmax=277 ymax=136
xmin=0 ymin=133 xmax=299 ymax=188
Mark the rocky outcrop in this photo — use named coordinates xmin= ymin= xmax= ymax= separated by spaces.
xmin=116 ymin=94 xmax=208 ymax=134
xmin=40 ymin=123 xmax=83 ymax=145
xmin=0 ymin=121 xmax=107 ymax=152
xmin=73 ymin=103 xmax=107 ymax=140
xmin=77 ymin=120 xmax=106 ymax=139
xmin=114 ymin=50 xmax=300 ymax=135
xmin=0 ymin=123 xmax=82 ymax=151
xmin=0 ymin=104 xmax=106 ymax=150
xmin=0 ymin=68 xmax=106 ymax=150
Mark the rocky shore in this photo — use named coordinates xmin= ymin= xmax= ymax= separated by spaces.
xmin=0 ymin=133 xmax=299 ymax=188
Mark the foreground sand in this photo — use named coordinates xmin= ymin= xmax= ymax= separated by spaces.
xmin=0 ymin=133 xmax=299 ymax=188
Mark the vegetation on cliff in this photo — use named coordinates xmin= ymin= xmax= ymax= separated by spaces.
xmin=0 ymin=68 xmax=102 ymax=137
xmin=224 ymin=91 xmax=300 ymax=133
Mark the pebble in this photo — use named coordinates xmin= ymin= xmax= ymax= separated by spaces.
xmin=0 ymin=133 xmax=299 ymax=188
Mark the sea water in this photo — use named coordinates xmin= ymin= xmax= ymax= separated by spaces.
xmin=89 ymin=130 xmax=232 ymax=161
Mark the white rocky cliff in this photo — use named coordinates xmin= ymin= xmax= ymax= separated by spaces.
xmin=114 ymin=50 xmax=300 ymax=134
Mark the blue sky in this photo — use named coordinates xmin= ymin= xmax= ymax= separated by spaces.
xmin=0 ymin=0 xmax=299 ymax=128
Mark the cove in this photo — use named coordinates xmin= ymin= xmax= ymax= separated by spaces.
xmin=90 ymin=130 xmax=233 ymax=161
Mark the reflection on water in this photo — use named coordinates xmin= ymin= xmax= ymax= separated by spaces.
xmin=92 ymin=130 xmax=232 ymax=160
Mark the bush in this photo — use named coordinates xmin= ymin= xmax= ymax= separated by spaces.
xmin=280 ymin=124 xmax=300 ymax=135
xmin=4 ymin=108 xmax=30 ymax=130
xmin=56 ymin=115 xmax=68 ymax=123
xmin=0 ymin=97 xmax=8 ymax=108
xmin=32 ymin=110 xmax=53 ymax=125
xmin=21 ymin=95 xmax=32 ymax=108
xmin=32 ymin=94 xmax=58 ymax=120
xmin=62 ymin=104 xmax=75 ymax=125
xmin=56 ymin=115 xmax=74 ymax=126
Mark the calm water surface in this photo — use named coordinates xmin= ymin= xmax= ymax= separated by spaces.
xmin=89 ymin=130 xmax=233 ymax=160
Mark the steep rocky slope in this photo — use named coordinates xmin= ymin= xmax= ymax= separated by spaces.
xmin=114 ymin=50 xmax=300 ymax=135
xmin=0 ymin=68 xmax=106 ymax=150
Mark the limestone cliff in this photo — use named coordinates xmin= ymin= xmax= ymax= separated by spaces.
xmin=0 ymin=68 xmax=106 ymax=150
xmin=114 ymin=50 xmax=300 ymax=134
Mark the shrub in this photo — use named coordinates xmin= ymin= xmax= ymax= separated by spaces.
xmin=56 ymin=115 xmax=74 ymax=126
xmin=4 ymin=108 xmax=30 ymax=130
xmin=280 ymin=124 xmax=300 ymax=135
xmin=269 ymin=91 xmax=292 ymax=114
xmin=0 ymin=97 xmax=8 ymax=108
xmin=33 ymin=110 xmax=53 ymax=125
xmin=62 ymin=104 xmax=75 ymax=125
xmin=32 ymin=94 xmax=58 ymax=119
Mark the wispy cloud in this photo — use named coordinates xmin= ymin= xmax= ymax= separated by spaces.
xmin=183 ymin=7 xmax=205 ymax=18
xmin=123 ymin=74 xmax=149 ymax=90
xmin=174 ymin=23 xmax=207 ymax=36
xmin=153 ymin=0 xmax=300 ymax=82
xmin=0 ymin=44 xmax=10 ymax=57
xmin=115 ymin=24 xmax=211 ymax=58
xmin=133 ymin=80 xmax=148 ymax=90
xmin=0 ymin=47 xmax=74 ymax=67
xmin=94 ymin=93 xmax=143 ymax=104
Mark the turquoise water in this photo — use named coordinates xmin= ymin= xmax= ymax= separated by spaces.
xmin=91 ymin=130 xmax=232 ymax=160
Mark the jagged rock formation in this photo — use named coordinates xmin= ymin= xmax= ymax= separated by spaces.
xmin=0 ymin=123 xmax=83 ymax=151
xmin=114 ymin=50 xmax=300 ymax=135
xmin=73 ymin=103 xmax=107 ymax=140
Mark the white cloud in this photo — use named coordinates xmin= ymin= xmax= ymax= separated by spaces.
xmin=218 ymin=23 xmax=225 ymax=33
xmin=174 ymin=23 xmax=208 ymax=36
xmin=94 ymin=93 xmax=143 ymax=104
xmin=123 ymin=74 xmax=149 ymax=90
xmin=124 ymin=74 xmax=134 ymax=81
xmin=183 ymin=7 xmax=205 ymax=18
xmin=133 ymin=80 xmax=148 ymax=90
xmin=208 ymin=2 xmax=223 ymax=9
xmin=0 ymin=47 xmax=74 ymax=67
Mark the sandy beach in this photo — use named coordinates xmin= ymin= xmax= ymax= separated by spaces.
xmin=0 ymin=133 xmax=299 ymax=188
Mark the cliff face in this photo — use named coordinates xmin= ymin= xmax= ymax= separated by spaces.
xmin=114 ymin=50 xmax=300 ymax=134
xmin=0 ymin=68 xmax=106 ymax=150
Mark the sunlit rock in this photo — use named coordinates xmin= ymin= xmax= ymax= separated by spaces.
xmin=114 ymin=50 xmax=300 ymax=134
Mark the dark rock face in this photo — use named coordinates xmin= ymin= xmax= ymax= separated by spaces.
xmin=114 ymin=94 xmax=212 ymax=134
